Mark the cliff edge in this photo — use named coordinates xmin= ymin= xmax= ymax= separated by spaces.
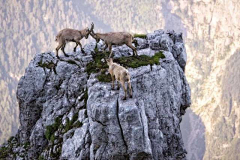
xmin=0 ymin=30 xmax=191 ymax=160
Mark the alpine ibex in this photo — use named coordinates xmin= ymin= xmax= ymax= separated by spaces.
xmin=90 ymin=23 xmax=138 ymax=57
xmin=106 ymin=58 xmax=133 ymax=100
xmin=55 ymin=23 xmax=94 ymax=58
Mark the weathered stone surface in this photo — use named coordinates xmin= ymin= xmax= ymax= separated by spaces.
xmin=172 ymin=42 xmax=187 ymax=71
xmin=61 ymin=123 xmax=90 ymax=159
xmin=135 ymin=37 xmax=149 ymax=49
xmin=0 ymin=30 xmax=191 ymax=160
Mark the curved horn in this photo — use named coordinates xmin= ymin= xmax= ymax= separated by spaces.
xmin=90 ymin=22 xmax=95 ymax=34
xmin=90 ymin=22 xmax=94 ymax=32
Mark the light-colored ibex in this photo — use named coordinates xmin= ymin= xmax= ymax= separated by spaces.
xmin=90 ymin=23 xmax=138 ymax=57
xmin=106 ymin=58 xmax=133 ymax=100
xmin=55 ymin=23 xmax=94 ymax=58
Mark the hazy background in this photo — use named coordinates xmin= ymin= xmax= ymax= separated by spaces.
xmin=0 ymin=0 xmax=240 ymax=159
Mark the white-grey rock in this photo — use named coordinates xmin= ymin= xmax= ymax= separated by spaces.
xmin=1 ymin=30 xmax=190 ymax=160
xmin=134 ymin=37 xmax=149 ymax=49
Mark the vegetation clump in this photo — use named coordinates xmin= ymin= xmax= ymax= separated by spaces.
xmin=0 ymin=146 xmax=10 ymax=159
xmin=45 ymin=117 xmax=61 ymax=141
xmin=0 ymin=136 xmax=19 ymax=159
xmin=86 ymin=51 xmax=111 ymax=82
xmin=115 ymin=51 xmax=165 ymax=68
xmin=64 ymin=113 xmax=82 ymax=133
xmin=86 ymin=51 xmax=109 ymax=74
xmin=73 ymin=121 xmax=83 ymax=128
xmin=86 ymin=51 xmax=165 ymax=82
xmin=133 ymin=34 xmax=147 ymax=39
xmin=38 ymin=60 xmax=56 ymax=69
xmin=38 ymin=155 xmax=45 ymax=160
xmin=96 ymin=73 xmax=112 ymax=82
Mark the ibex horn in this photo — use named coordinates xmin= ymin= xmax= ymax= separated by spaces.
xmin=90 ymin=22 xmax=95 ymax=34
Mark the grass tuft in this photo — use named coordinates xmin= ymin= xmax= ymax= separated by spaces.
xmin=115 ymin=51 xmax=165 ymax=68
xmin=86 ymin=52 xmax=109 ymax=74
xmin=38 ymin=155 xmax=45 ymax=160
xmin=0 ymin=146 xmax=10 ymax=159
xmin=86 ymin=50 xmax=165 ymax=82
xmin=96 ymin=73 xmax=112 ymax=82
xmin=133 ymin=34 xmax=147 ymax=39
xmin=64 ymin=112 xmax=81 ymax=133
xmin=45 ymin=117 xmax=61 ymax=141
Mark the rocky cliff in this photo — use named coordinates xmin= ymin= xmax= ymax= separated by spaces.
xmin=0 ymin=30 xmax=191 ymax=160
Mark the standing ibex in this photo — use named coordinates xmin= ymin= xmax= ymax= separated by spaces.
xmin=55 ymin=23 xmax=94 ymax=58
xmin=107 ymin=58 xmax=133 ymax=100
xmin=90 ymin=23 xmax=138 ymax=57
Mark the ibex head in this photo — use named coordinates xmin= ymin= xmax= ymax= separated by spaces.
xmin=106 ymin=58 xmax=113 ymax=66
xmin=89 ymin=23 xmax=100 ymax=43
xmin=83 ymin=23 xmax=94 ymax=39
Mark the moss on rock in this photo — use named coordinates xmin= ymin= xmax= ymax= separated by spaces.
xmin=133 ymin=34 xmax=147 ymax=39
xmin=86 ymin=50 xmax=165 ymax=83
xmin=115 ymin=51 xmax=165 ymax=68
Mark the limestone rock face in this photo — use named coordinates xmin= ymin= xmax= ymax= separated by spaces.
xmin=0 ymin=30 xmax=191 ymax=160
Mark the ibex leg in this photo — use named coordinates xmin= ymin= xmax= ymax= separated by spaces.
xmin=77 ymin=41 xmax=85 ymax=54
xmin=126 ymin=43 xmax=138 ymax=56
xmin=111 ymin=74 xmax=115 ymax=90
xmin=61 ymin=44 xmax=69 ymax=57
xmin=121 ymin=81 xmax=127 ymax=100
xmin=56 ymin=43 xmax=64 ymax=58
xmin=128 ymin=81 xmax=132 ymax=98
xmin=73 ymin=42 xmax=78 ymax=52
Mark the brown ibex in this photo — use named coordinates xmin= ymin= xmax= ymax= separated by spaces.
xmin=90 ymin=23 xmax=138 ymax=57
xmin=55 ymin=23 xmax=94 ymax=58
xmin=106 ymin=58 xmax=133 ymax=100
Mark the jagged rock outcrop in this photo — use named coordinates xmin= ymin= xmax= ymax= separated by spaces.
xmin=0 ymin=30 xmax=191 ymax=160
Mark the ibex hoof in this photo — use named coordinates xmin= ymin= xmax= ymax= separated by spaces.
xmin=64 ymin=54 xmax=69 ymax=57
xmin=122 ymin=97 xmax=126 ymax=100
xmin=130 ymin=95 xmax=133 ymax=98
